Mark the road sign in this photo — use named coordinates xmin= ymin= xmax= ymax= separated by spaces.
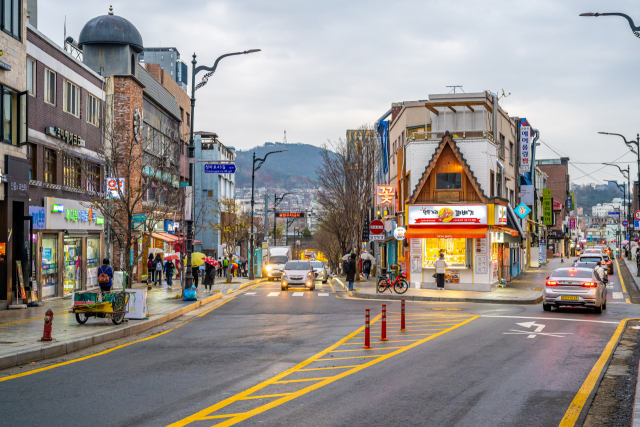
xmin=623 ymin=220 xmax=629 ymax=227
xmin=180 ymin=182 xmax=189 ymax=187
xmin=608 ymin=211 xmax=621 ymax=216
xmin=635 ymin=220 xmax=640 ymax=230
xmin=370 ymin=219 xmax=384 ymax=235
xmin=204 ymin=164 xmax=236 ymax=174
xmin=369 ymin=234 xmax=384 ymax=241
xmin=635 ymin=211 xmax=640 ymax=220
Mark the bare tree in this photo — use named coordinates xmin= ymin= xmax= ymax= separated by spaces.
xmin=209 ymin=196 xmax=251 ymax=283
xmin=313 ymin=225 xmax=342 ymax=273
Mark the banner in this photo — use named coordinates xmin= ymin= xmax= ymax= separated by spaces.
xmin=520 ymin=185 xmax=534 ymax=206
xmin=543 ymin=189 xmax=553 ymax=226
xmin=408 ymin=205 xmax=488 ymax=225
xmin=519 ymin=126 xmax=531 ymax=174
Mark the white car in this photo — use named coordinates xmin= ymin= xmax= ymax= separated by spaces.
xmin=311 ymin=261 xmax=329 ymax=284
xmin=281 ymin=260 xmax=315 ymax=291
xmin=543 ymin=267 xmax=607 ymax=313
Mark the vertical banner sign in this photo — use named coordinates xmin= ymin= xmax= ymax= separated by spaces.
xmin=566 ymin=194 xmax=573 ymax=213
xmin=569 ymin=217 xmax=576 ymax=229
xmin=184 ymin=186 xmax=193 ymax=221
xmin=569 ymin=192 xmax=575 ymax=210
xmin=543 ymin=189 xmax=553 ymax=225
xmin=519 ymin=125 xmax=531 ymax=174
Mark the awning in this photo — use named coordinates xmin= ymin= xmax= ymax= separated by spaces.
xmin=405 ymin=226 xmax=488 ymax=239
xmin=149 ymin=232 xmax=202 ymax=245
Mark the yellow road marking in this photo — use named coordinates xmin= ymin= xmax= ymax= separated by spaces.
xmin=0 ymin=311 xmax=70 ymax=326
xmin=329 ymin=347 xmax=405 ymax=352
xmin=329 ymin=281 xmax=335 ymax=292
xmin=167 ymin=314 xmax=478 ymax=426
xmin=343 ymin=339 xmax=420 ymax=345
xmin=559 ymin=318 xmax=636 ymax=426
xmin=615 ymin=259 xmax=631 ymax=304
xmin=297 ymin=366 xmax=359 ymax=371
xmin=239 ymin=393 xmax=291 ymax=400
xmin=0 ymin=296 xmax=234 ymax=383
xmin=198 ymin=297 xmax=234 ymax=317
xmin=274 ymin=377 xmax=331 ymax=383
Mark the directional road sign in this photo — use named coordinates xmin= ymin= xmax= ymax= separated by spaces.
xmin=635 ymin=220 xmax=640 ymax=230
xmin=204 ymin=164 xmax=236 ymax=174
xmin=607 ymin=211 xmax=621 ymax=216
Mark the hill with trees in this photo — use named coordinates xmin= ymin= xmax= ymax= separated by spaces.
xmin=572 ymin=183 xmax=623 ymax=214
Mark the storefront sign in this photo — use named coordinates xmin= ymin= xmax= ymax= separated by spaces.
xmin=29 ymin=206 xmax=46 ymax=229
xmin=495 ymin=205 xmax=507 ymax=225
xmin=275 ymin=212 xmax=305 ymax=218
xmin=44 ymin=197 xmax=104 ymax=230
xmin=45 ymin=126 xmax=85 ymax=147
xmin=410 ymin=238 xmax=421 ymax=255
xmin=569 ymin=217 xmax=576 ymax=229
xmin=543 ymin=189 xmax=552 ymax=226
xmin=520 ymin=185 xmax=534 ymax=206
xmin=375 ymin=185 xmax=396 ymax=206
xmin=164 ymin=219 xmax=179 ymax=234
xmin=569 ymin=192 xmax=575 ymax=210
xmin=515 ymin=203 xmax=531 ymax=219
xmin=52 ymin=203 xmax=64 ymax=213
xmin=393 ymin=227 xmax=406 ymax=240
xmin=410 ymin=255 xmax=422 ymax=273
xmin=8 ymin=179 xmax=28 ymax=198
xmin=519 ymin=125 xmax=531 ymax=174
xmin=548 ymin=230 xmax=564 ymax=239
xmin=408 ymin=205 xmax=487 ymax=226
xmin=107 ymin=177 xmax=125 ymax=198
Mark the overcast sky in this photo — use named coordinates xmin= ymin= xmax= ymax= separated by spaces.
xmin=40 ymin=0 xmax=640 ymax=186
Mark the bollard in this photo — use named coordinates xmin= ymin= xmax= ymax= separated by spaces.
xmin=363 ymin=308 xmax=371 ymax=349
xmin=401 ymin=299 xmax=406 ymax=331
xmin=380 ymin=304 xmax=388 ymax=341
xmin=41 ymin=308 xmax=53 ymax=341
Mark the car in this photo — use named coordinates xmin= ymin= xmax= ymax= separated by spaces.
xmin=281 ymin=260 xmax=316 ymax=291
xmin=543 ymin=267 xmax=607 ymax=313
xmin=582 ymin=248 xmax=603 ymax=255
xmin=601 ymin=253 xmax=614 ymax=274
xmin=576 ymin=254 xmax=608 ymax=281
xmin=265 ymin=255 xmax=289 ymax=281
xmin=311 ymin=261 xmax=329 ymax=284
xmin=595 ymin=245 xmax=612 ymax=256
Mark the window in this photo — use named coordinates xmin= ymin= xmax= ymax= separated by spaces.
xmin=147 ymin=186 xmax=155 ymax=202
xmin=180 ymin=107 xmax=184 ymax=121
xmin=86 ymin=162 xmax=100 ymax=192
xmin=208 ymin=190 xmax=213 ymax=198
xmin=44 ymin=148 xmax=56 ymax=184
xmin=170 ymin=53 xmax=173 ymax=59
xmin=170 ymin=71 xmax=173 ymax=76
xmin=490 ymin=170 xmax=495 ymax=197
xmin=435 ymin=173 xmax=462 ymax=190
xmin=44 ymin=69 xmax=56 ymax=105
xmin=63 ymin=155 xmax=81 ymax=188
xmin=27 ymin=57 xmax=35 ymax=96
xmin=161 ymin=55 xmax=164 ymax=61
xmin=86 ymin=93 xmax=100 ymax=126
xmin=27 ymin=143 xmax=35 ymax=180
xmin=186 ymin=112 xmax=190 ymax=127
xmin=509 ymin=141 xmax=514 ymax=165
xmin=170 ymin=62 xmax=173 ymax=67
xmin=422 ymin=238 xmax=466 ymax=267
xmin=64 ymin=80 xmax=80 ymax=117
xmin=2 ymin=0 xmax=21 ymax=39
xmin=499 ymin=133 xmax=505 ymax=158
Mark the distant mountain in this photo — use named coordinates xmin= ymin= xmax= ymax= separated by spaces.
xmin=235 ymin=142 xmax=325 ymax=189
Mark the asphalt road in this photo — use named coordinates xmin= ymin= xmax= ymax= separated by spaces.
xmin=2 ymin=273 xmax=640 ymax=427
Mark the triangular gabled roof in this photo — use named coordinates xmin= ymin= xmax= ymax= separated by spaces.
xmin=407 ymin=131 xmax=490 ymax=204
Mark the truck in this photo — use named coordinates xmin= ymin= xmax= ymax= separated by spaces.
xmin=265 ymin=246 xmax=291 ymax=281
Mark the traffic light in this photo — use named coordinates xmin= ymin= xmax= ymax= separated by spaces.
xmin=602 ymin=240 xmax=606 ymax=244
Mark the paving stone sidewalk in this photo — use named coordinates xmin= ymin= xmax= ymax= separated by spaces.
xmin=0 ymin=276 xmax=264 ymax=369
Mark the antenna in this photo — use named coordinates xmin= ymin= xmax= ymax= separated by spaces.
xmin=498 ymin=88 xmax=512 ymax=103
xmin=446 ymin=85 xmax=464 ymax=94
xmin=283 ymin=130 xmax=287 ymax=144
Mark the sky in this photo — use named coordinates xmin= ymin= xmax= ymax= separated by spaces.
xmin=39 ymin=0 xmax=640 ymax=186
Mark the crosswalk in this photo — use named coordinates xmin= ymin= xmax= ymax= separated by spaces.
xmin=244 ymin=291 xmax=332 ymax=297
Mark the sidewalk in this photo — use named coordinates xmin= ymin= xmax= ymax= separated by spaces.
xmin=0 ymin=276 xmax=265 ymax=369
xmin=334 ymin=258 xmax=568 ymax=304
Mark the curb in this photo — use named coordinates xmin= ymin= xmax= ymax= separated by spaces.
xmin=0 ymin=278 xmax=265 ymax=370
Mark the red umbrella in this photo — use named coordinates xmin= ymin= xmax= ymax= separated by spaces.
xmin=164 ymin=255 xmax=179 ymax=262
xmin=203 ymin=257 xmax=219 ymax=267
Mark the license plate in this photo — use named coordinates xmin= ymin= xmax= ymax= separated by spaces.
xmin=561 ymin=296 xmax=579 ymax=301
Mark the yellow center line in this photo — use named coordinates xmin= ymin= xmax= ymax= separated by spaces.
xmin=316 ymin=355 xmax=382 ymax=361
xmin=329 ymin=347 xmax=405 ymax=353
xmin=167 ymin=314 xmax=479 ymax=427
xmin=615 ymin=259 xmax=631 ymax=304
xmin=297 ymin=366 xmax=359 ymax=372
xmin=274 ymin=377 xmax=331 ymax=383
xmin=238 ymin=393 xmax=291 ymax=400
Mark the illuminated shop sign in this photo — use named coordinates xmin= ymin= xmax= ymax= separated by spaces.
xmin=52 ymin=204 xmax=64 ymax=213
xmin=408 ymin=205 xmax=488 ymax=226
xmin=276 ymin=212 xmax=305 ymax=218
xmin=375 ymin=185 xmax=396 ymax=206
xmin=45 ymin=126 xmax=85 ymax=147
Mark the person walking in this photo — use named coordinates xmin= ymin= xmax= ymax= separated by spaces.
xmin=164 ymin=259 xmax=175 ymax=288
xmin=434 ymin=252 xmax=448 ymax=290
xmin=345 ymin=253 xmax=356 ymax=292
xmin=147 ymin=254 xmax=154 ymax=284
xmin=203 ymin=261 xmax=215 ymax=291
xmin=192 ymin=265 xmax=200 ymax=290
xmin=153 ymin=254 xmax=163 ymax=286
xmin=97 ymin=258 xmax=114 ymax=295
xmin=363 ymin=259 xmax=372 ymax=280
xmin=223 ymin=256 xmax=229 ymax=278
xmin=218 ymin=258 xmax=223 ymax=278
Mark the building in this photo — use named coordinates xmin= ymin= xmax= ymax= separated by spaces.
xmin=27 ymin=24 xmax=106 ymax=299
xmin=592 ymin=203 xmax=621 ymax=217
xmin=536 ymin=158 xmax=570 ymax=256
xmin=193 ymin=131 xmax=236 ymax=256
xmin=138 ymin=47 xmax=187 ymax=91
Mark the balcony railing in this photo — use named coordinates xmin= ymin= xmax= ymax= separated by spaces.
xmin=410 ymin=130 xmax=496 ymax=143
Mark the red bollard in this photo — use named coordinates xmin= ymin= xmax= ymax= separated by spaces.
xmin=363 ymin=308 xmax=371 ymax=349
xmin=380 ymin=304 xmax=388 ymax=341
xmin=41 ymin=308 xmax=53 ymax=341
xmin=401 ymin=299 xmax=406 ymax=331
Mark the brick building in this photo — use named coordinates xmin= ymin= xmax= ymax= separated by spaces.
xmin=536 ymin=158 xmax=570 ymax=255
xmin=26 ymin=24 xmax=106 ymax=299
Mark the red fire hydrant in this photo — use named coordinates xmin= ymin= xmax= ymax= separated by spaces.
xmin=41 ymin=308 xmax=53 ymax=341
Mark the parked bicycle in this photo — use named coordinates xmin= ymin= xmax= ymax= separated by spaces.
xmin=377 ymin=268 xmax=409 ymax=294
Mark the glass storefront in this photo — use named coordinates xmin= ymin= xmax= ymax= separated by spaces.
xmin=41 ymin=236 xmax=58 ymax=298
xmin=422 ymin=238 xmax=467 ymax=267
xmin=86 ymin=235 xmax=100 ymax=288
xmin=63 ymin=237 xmax=82 ymax=295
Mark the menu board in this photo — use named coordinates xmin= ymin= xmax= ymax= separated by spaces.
xmin=475 ymin=255 xmax=488 ymax=274
xmin=475 ymin=238 xmax=487 ymax=254
xmin=410 ymin=239 xmax=421 ymax=255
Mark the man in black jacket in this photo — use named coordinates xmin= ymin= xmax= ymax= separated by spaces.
xmin=345 ymin=253 xmax=356 ymax=291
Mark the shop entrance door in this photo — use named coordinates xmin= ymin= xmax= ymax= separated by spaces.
xmin=63 ymin=237 xmax=83 ymax=294
xmin=41 ymin=235 xmax=58 ymax=298
xmin=502 ymin=246 xmax=511 ymax=282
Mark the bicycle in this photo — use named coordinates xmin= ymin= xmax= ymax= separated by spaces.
xmin=377 ymin=268 xmax=409 ymax=294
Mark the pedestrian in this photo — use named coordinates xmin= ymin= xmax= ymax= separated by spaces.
xmin=345 ymin=253 xmax=356 ymax=291
xmin=192 ymin=265 xmax=200 ymax=290
xmin=218 ymin=258 xmax=223 ymax=278
xmin=203 ymin=260 xmax=215 ymax=291
xmin=363 ymin=259 xmax=371 ymax=279
xmin=147 ymin=254 xmax=154 ymax=284
xmin=97 ymin=258 xmax=114 ymax=295
xmin=434 ymin=252 xmax=448 ymax=290
xmin=594 ymin=261 xmax=607 ymax=283
xmin=154 ymin=254 xmax=163 ymax=285
xmin=164 ymin=259 xmax=175 ymax=288
xmin=223 ymin=256 xmax=229 ymax=278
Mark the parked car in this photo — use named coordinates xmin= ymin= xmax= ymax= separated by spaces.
xmin=281 ymin=260 xmax=315 ymax=291
xmin=311 ymin=261 xmax=329 ymax=284
xmin=543 ymin=267 xmax=607 ymax=313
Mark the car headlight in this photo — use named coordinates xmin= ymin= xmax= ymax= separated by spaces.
xmin=266 ymin=265 xmax=272 ymax=272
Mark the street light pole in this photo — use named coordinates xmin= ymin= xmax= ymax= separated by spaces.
xmin=249 ymin=150 xmax=288 ymax=279
xmin=580 ymin=12 xmax=640 ymax=37
xmin=273 ymin=192 xmax=290 ymax=245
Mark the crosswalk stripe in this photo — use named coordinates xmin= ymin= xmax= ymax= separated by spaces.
xmin=318 ymin=293 xmax=329 ymax=296
xmin=292 ymin=292 xmax=304 ymax=296
xmin=613 ymin=292 xmax=623 ymax=299
xmin=245 ymin=292 xmax=257 ymax=295
xmin=267 ymin=292 xmax=281 ymax=297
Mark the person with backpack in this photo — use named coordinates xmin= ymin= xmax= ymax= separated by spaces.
xmin=147 ymin=254 xmax=154 ymax=284
xmin=223 ymin=256 xmax=229 ymax=278
xmin=154 ymin=254 xmax=163 ymax=286
xmin=97 ymin=258 xmax=114 ymax=294
xmin=164 ymin=259 xmax=175 ymax=288
xmin=345 ymin=254 xmax=356 ymax=291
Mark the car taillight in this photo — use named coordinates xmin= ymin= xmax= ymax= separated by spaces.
xmin=546 ymin=281 xmax=557 ymax=286
xmin=583 ymin=282 xmax=597 ymax=287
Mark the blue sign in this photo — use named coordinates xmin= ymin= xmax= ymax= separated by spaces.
xmin=623 ymin=220 xmax=629 ymax=227
xmin=514 ymin=203 xmax=531 ymax=219
xmin=204 ymin=164 xmax=236 ymax=174
xmin=164 ymin=219 xmax=179 ymax=235
xmin=608 ymin=211 xmax=621 ymax=216
xmin=29 ymin=206 xmax=46 ymax=229
xmin=132 ymin=214 xmax=146 ymax=223
xmin=180 ymin=182 xmax=189 ymax=187
xmin=43 ymin=248 xmax=52 ymax=259
xmin=635 ymin=220 xmax=640 ymax=230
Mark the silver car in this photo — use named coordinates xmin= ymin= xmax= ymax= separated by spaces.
xmin=311 ymin=261 xmax=329 ymax=284
xmin=281 ymin=260 xmax=315 ymax=291
xmin=543 ymin=267 xmax=606 ymax=313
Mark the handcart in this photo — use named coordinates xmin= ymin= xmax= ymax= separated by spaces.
xmin=70 ymin=290 xmax=130 ymax=325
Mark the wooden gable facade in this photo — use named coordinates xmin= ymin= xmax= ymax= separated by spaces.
xmin=409 ymin=132 xmax=489 ymax=205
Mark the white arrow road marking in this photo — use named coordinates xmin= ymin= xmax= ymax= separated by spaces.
xmin=504 ymin=321 xmax=573 ymax=338
xmin=516 ymin=321 xmax=545 ymax=338
xmin=613 ymin=292 xmax=623 ymax=299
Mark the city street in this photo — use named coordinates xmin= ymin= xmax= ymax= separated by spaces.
xmin=2 ymin=261 xmax=639 ymax=427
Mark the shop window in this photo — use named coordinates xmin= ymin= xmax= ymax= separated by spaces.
xmin=63 ymin=237 xmax=82 ymax=294
xmin=63 ymin=155 xmax=81 ymax=188
xmin=1 ymin=86 xmax=27 ymax=146
xmin=41 ymin=236 xmax=58 ymax=298
xmin=27 ymin=143 xmax=35 ymax=180
xmin=490 ymin=171 xmax=495 ymax=197
xmin=422 ymin=238 xmax=466 ymax=268
xmin=86 ymin=93 xmax=100 ymax=126
xmin=435 ymin=173 xmax=461 ymax=190
xmin=86 ymin=236 xmax=101 ymax=288
xmin=27 ymin=57 xmax=36 ymax=96
xmin=2 ymin=0 xmax=21 ymax=40
xmin=44 ymin=68 xmax=56 ymax=105
xmin=64 ymin=80 xmax=80 ymax=117
xmin=86 ymin=162 xmax=100 ymax=192
xmin=44 ymin=148 xmax=57 ymax=184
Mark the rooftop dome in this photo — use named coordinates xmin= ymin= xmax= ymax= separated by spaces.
xmin=78 ymin=6 xmax=143 ymax=53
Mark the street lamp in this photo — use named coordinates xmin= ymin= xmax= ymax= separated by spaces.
xmin=184 ymin=49 xmax=261 ymax=291
xmin=249 ymin=150 xmax=288 ymax=279
xmin=579 ymin=12 xmax=640 ymax=38
xmin=604 ymin=162 xmax=632 ymax=256
xmin=273 ymin=192 xmax=291 ymax=244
